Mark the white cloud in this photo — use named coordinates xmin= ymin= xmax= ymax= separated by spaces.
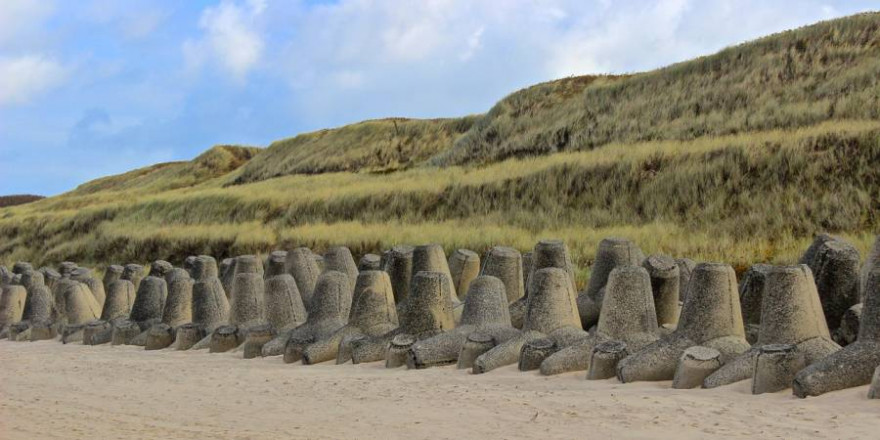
xmin=184 ymin=0 xmax=266 ymax=81
xmin=81 ymin=0 xmax=167 ymax=39
xmin=460 ymin=26 xmax=485 ymax=61
xmin=0 ymin=0 xmax=54 ymax=47
xmin=123 ymin=8 xmax=167 ymax=39
xmin=332 ymin=70 xmax=366 ymax=89
xmin=547 ymin=0 xmax=693 ymax=77
xmin=0 ymin=55 xmax=67 ymax=105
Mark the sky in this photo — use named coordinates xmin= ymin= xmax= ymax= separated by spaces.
xmin=0 ymin=0 xmax=876 ymax=196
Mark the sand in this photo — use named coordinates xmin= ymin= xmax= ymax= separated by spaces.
xmin=0 ymin=340 xmax=876 ymax=440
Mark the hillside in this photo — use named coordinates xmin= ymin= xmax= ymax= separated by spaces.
xmin=434 ymin=13 xmax=880 ymax=165
xmin=1 ymin=13 xmax=879 ymax=283
xmin=231 ymin=117 xmax=478 ymax=185
xmin=72 ymin=145 xmax=261 ymax=195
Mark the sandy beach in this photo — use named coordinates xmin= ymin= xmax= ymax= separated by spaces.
xmin=0 ymin=340 xmax=876 ymax=439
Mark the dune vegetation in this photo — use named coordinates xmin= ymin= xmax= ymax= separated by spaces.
xmin=1 ymin=13 xmax=879 ymax=286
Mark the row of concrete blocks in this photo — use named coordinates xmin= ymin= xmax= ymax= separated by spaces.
xmin=1 ymin=233 xmax=879 ymax=399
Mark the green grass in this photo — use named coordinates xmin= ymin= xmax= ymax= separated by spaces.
xmin=1 ymin=13 xmax=879 ymax=288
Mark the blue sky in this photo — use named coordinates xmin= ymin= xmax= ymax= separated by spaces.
xmin=0 ymin=0 xmax=876 ymax=196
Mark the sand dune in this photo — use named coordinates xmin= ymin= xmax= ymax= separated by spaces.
xmin=0 ymin=340 xmax=875 ymax=439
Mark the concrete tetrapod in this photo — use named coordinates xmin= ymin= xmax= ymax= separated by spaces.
xmin=675 ymin=258 xmax=696 ymax=303
xmin=322 ymin=247 xmax=359 ymax=296
xmin=409 ymin=276 xmax=518 ymax=369
xmin=448 ymin=249 xmax=480 ymax=301
xmin=538 ymin=265 xmax=660 ymax=376
xmin=299 ymin=270 xmax=398 ymax=364
xmin=672 ymin=346 xmax=722 ymax=389
xmin=8 ymin=321 xmax=32 ymax=341
xmin=263 ymin=252 xmax=308 ymax=333
xmin=587 ymin=341 xmax=629 ymax=380
xmin=9 ymin=271 xmax=53 ymax=341
xmin=752 ymin=344 xmax=805 ymax=394
xmin=616 ymin=263 xmax=750 ymax=383
xmin=21 ymin=270 xmax=54 ymax=325
xmin=738 ymin=264 xmax=773 ymax=344
xmin=511 ymin=240 xmax=576 ymax=329
xmin=836 ymin=304 xmax=863 ymax=346
xmin=349 ymin=271 xmax=456 ymax=365
xmin=862 ymin=236 xmax=880 ymax=300
xmin=72 ymin=268 xmax=106 ymax=310
xmin=98 ymin=279 xmax=136 ymax=321
xmin=84 ymin=266 xmax=127 ymax=344
xmin=704 ymin=265 xmax=839 ymax=389
xmin=209 ymin=255 xmax=266 ymax=353
xmin=522 ymin=252 xmax=534 ymax=290
xmin=410 ymin=245 xmax=461 ymax=317
xmin=162 ymin=268 xmax=193 ymax=328
xmin=227 ymin=255 xmax=266 ymax=328
xmin=111 ymin=319 xmax=141 ymax=345
xmin=129 ymin=261 xmax=171 ymax=330
xmin=242 ymin=324 xmax=276 ymax=359
xmin=58 ymin=262 xmax=78 ymax=278
xmin=190 ymin=256 xmax=229 ymax=331
xmin=868 ymin=365 xmax=880 ymax=399
xmin=51 ymin=266 xmax=83 ymax=325
xmin=39 ymin=268 xmax=61 ymax=293
xmin=183 ymin=256 xmax=197 ymax=277
xmin=0 ymin=284 xmax=27 ymax=337
xmin=83 ymin=319 xmax=116 ymax=345
xmin=220 ymin=258 xmax=236 ymax=300
xmin=102 ymin=265 xmax=123 ymax=299
xmin=141 ymin=268 xmax=194 ymax=350
xmin=642 ymin=255 xmax=681 ymax=326
xmin=12 ymin=262 xmax=33 ymax=276
xmin=383 ymin=245 xmax=414 ymax=306
xmin=578 ymin=238 xmax=645 ymax=329
xmin=105 ymin=264 xmax=124 ymax=283
xmin=799 ymin=234 xmax=835 ymax=272
xmin=122 ymin=264 xmax=144 ymax=293
xmin=480 ymin=247 xmax=524 ymax=305
xmin=280 ymin=271 xmax=353 ymax=362
xmin=358 ymin=254 xmax=382 ymax=272
xmin=793 ymin=268 xmax=880 ymax=398
xmin=179 ymin=256 xmax=229 ymax=350
xmin=286 ymin=247 xmax=321 ymax=308
xmin=145 ymin=323 xmax=176 ymax=351
xmin=0 ymin=266 xmax=11 ymax=285
xmin=810 ymin=237 xmax=861 ymax=333
xmin=471 ymin=268 xmax=582 ymax=374
xmin=59 ymin=280 xmax=101 ymax=343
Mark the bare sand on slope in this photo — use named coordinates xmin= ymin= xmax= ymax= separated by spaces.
xmin=0 ymin=340 xmax=876 ymax=440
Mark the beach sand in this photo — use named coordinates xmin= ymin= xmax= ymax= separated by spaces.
xmin=0 ymin=340 xmax=875 ymax=439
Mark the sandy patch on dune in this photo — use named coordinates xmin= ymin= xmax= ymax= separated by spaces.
xmin=0 ymin=340 xmax=875 ymax=440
